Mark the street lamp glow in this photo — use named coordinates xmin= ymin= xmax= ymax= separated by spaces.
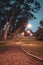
xmin=30 ymin=33 xmax=33 ymax=36
xmin=27 ymin=30 xmax=30 ymax=33
xmin=20 ymin=32 xmax=24 ymax=36
xmin=27 ymin=23 xmax=32 ymax=29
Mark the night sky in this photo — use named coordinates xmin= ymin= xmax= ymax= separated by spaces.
xmin=27 ymin=0 xmax=43 ymax=32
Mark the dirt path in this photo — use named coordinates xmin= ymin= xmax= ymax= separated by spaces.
xmin=0 ymin=45 xmax=43 ymax=65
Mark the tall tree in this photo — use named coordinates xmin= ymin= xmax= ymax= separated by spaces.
xmin=0 ymin=0 xmax=40 ymax=40
xmin=35 ymin=20 xmax=43 ymax=40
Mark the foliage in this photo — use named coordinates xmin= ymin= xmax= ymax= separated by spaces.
xmin=36 ymin=20 xmax=43 ymax=41
xmin=0 ymin=0 xmax=40 ymax=39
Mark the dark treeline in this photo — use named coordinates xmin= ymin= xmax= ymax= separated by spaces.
xmin=35 ymin=20 xmax=43 ymax=41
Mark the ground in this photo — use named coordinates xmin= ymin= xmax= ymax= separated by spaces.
xmin=0 ymin=45 xmax=43 ymax=65
xmin=0 ymin=36 xmax=43 ymax=65
xmin=22 ymin=39 xmax=43 ymax=60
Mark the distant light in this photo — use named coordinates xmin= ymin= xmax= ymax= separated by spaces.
xmin=20 ymin=32 xmax=24 ymax=36
xmin=30 ymin=33 xmax=33 ymax=36
xmin=27 ymin=30 xmax=30 ymax=33
xmin=18 ymin=34 xmax=20 ymax=36
xmin=27 ymin=23 xmax=32 ymax=29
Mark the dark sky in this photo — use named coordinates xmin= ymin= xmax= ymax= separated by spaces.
xmin=26 ymin=0 xmax=43 ymax=32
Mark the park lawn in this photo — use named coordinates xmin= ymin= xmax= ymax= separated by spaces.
xmin=22 ymin=40 xmax=43 ymax=60
xmin=0 ymin=37 xmax=24 ymax=46
xmin=0 ymin=36 xmax=43 ymax=59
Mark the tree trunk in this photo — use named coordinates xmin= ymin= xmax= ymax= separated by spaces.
xmin=0 ymin=29 xmax=2 ymax=40
xmin=3 ymin=22 xmax=11 ymax=40
xmin=14 ymin=19 xmax=27 ymax=36
xmin=3 ymin=16 xmax=14 ymax=40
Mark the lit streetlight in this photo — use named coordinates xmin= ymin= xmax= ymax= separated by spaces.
xmin=27 ymin=23 xmax=32 ymax=29
xmin=27 ymin=30 xmax=30 ymax=33
xmin=30 ymin=33 xmax=33 ymax=36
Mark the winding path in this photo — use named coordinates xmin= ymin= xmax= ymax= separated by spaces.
xmin=0 ymin=45 xmax=43 ymax=65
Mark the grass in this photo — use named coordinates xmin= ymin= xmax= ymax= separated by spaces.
xmin=0 ymin=36 xmax=43 ymax=60
xmin=21 ymin=38 xmax=43 ymax=60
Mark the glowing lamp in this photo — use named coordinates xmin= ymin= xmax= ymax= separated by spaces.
xmin=27 ymin=23 xmax=32 ymax=29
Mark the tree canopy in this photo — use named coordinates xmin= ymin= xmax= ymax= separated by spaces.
xmin=35 ymin=20 xmax=43 ymax=41
xmin=0 ymin=0 xmax=40 ymax=39
xmin=40 ymin=20 xmax=43 ymax=26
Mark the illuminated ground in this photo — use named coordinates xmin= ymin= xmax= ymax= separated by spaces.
xmin=21 ymin=42 xmax=43 ymax=60
xmin=0 ymin=36 xmax=43 ymax=65
xmin=20 ymin=36 xmax=43 ymax=60
xmin=0 ymin=45 xmax=43 ymax=65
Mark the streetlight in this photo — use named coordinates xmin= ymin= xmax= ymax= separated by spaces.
xmin=27 ymin=23 xmax=32 ymax=29
xmin=26 ymin=23 xmax=33 ymax=36
xmin=30 ymin=33 xmax=33 ymax=36
xmin=27 ymin=30 xmax=30 ymax=33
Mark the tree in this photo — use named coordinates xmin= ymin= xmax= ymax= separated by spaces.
xmin=35 ymin=20 xmax=43 ymax=40
xmin=0 ymin=0 xmax=40 ymax=40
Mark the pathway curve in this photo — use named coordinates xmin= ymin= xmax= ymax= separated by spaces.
xmin=0 ymin=45 xmax=43 ymax=65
